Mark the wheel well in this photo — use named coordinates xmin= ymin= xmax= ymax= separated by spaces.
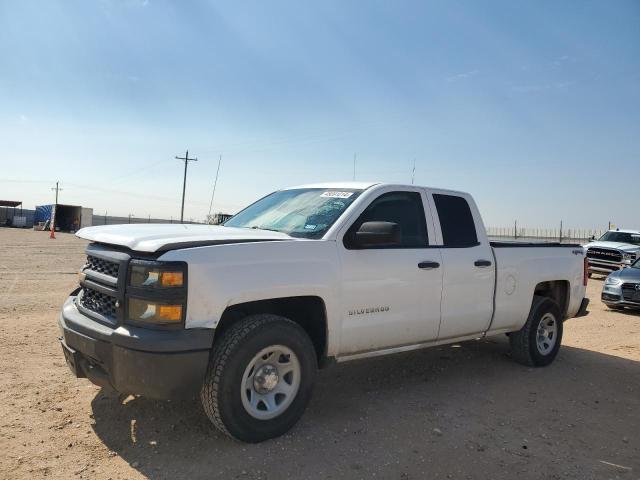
xmin=215 ymin=296 xmax=328 ymax=364
xmin=534 ymin=280 xmax=570 ymax=317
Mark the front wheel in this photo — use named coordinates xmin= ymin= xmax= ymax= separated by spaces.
xmin=509 ymin=296 xmax=563 ymax=367
xmin=201 ymin=314 xmax=317 ymax=442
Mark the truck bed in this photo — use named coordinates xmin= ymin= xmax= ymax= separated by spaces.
xmin=490 ymin=241 xmax=582 ymax=248
xmin=489 ymin=242 xmax=586 ymax=334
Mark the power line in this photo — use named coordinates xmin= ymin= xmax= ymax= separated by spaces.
xmin=208 ymin=154 xmax=222 ymax=220
xmin=175 ymin=149 xmax=198 ymax=223
xmin=107 ymin=158 xmax=174 ymax=185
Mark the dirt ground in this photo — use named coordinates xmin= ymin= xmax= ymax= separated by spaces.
xmin=0 ymin=228 xmax=638 ymax=480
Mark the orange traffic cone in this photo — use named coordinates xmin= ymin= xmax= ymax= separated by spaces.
xmin=49 ymin=226 xmax=56 ymax=239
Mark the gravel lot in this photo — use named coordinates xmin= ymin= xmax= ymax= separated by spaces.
xmin=1 ymin=228 xmax=638 ymax=480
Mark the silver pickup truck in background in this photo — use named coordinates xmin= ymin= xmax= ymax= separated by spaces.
xmin=584 ymin=230 xmax=640 ymax=276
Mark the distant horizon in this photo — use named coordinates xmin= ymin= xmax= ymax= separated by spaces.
xmin=1 ymin=0 xmax=639 ymax=229
xmin=0 ymin=189 xmax=628 ymax=234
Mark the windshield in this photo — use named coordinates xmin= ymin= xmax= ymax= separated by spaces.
xmin=224 ymin=188 xmax=363 ymax=239
xmin=598 ymin=231 xmax=640 ymax=245
xmin=633 ymin=258 xmax=640 ymax=269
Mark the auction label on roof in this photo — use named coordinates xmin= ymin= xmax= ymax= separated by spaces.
xmin=321 ymin=191 xmax=353 ymax=198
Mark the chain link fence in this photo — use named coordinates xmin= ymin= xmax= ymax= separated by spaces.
xmin=487 ymin=226 xmax=606 ymax=243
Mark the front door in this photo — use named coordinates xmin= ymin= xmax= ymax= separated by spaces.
xmin=337 ymin=189 xmax=443 ymax=355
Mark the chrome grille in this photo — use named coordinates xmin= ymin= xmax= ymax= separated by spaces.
xmin=587 ymin=248 xmax=623 ymax=263
xmin=85 ymin=255 xmax=119 ymax=278
xmin=80 ymin=287 xmax=117 ymax=319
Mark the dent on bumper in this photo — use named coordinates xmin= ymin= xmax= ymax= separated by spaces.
xmin=59 ymin=296 xmax=214 ymax=399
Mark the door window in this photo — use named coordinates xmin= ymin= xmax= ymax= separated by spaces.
xmin=433 ymin=194 xmax=478 ymax=247
xmin=345 ymin=191 xmax=428 ymax=249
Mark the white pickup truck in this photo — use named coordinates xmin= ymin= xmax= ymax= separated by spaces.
xmin=59 ymin=182 xmax=589 ymax=442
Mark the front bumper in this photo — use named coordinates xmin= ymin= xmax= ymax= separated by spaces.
xmin=588 ymin=258 xmax=635 ymax=274
xmin=59 ymin=295 xmax=214 ymax=399
xmin=601 ymin=284 xmax=640 ymax=309
xmin=588 ymin=260 xmax=623 ymax=274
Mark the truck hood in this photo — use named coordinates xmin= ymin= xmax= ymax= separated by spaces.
xmin=76 ymin=224 xmax=295 ymax=253
xmin=583 ymin=241 xmax=640 ymax=253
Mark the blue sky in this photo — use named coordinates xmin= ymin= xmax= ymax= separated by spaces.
xmin=0 ymin=0 xmax=638 ymax=228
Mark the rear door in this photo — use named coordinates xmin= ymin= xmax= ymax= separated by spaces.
xmin=336 ymin=187 xmax=443 ymax=355
xmin=428 ymin=191 xmax=495 ymax=340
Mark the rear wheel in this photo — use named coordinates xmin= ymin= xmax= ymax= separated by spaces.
xmin=201 ymin=314 xmax=317 ymax=443
xmin=509 ymin=296 xmax=563 ymax=367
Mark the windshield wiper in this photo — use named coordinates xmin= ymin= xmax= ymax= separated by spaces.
xmin=249 ymin=225 xmax=282 ymax=233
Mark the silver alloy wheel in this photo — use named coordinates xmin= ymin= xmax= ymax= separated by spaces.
xmin=536 ymin=312 xmax=558 ymax=355
xmin=241 ymin=345 xmax=301 ymax=420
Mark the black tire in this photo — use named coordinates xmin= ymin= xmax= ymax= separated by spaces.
xmin=509 ymin=296 xmax=563 ymax=367
xmin=201 ymin=314 xmax=317 ymax=443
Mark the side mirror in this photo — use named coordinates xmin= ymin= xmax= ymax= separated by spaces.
xmin=590 ymin=235 xmax=595 ymax=241
xmin=351 ymin=221 xmax=401 ymax=248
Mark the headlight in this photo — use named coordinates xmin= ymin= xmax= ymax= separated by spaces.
xmin=127 ymin=298 xmax=183 ymax=327
xmin=622 ymin=253 xmax=636 ymax=263
xmin=126 ymin=260 xmax=187 ymax=328
xmin=130 ymin=262 xmax=185 ymax=288
xmin=605 ymin=276 xmax=622 ymax=285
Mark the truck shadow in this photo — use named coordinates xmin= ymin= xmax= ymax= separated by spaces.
xmin=90 ymin=338 xmax=640 ymax=479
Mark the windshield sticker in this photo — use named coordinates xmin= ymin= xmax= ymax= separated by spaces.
xmin=321 ymin=191 xmax=353 ymax=198
xmin=304 ymin=224 xmax=317 ymax=230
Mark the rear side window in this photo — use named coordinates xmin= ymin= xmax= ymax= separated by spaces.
xmin=433 ymin=194 xmax=478 ymax=247
xmin=348 ymin=191 xmax=429 ymax=248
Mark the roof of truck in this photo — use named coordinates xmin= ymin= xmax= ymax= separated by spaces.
xmin=284 ymin=181 xmax=380 ymax=190
xmin=283 ymin=182 xmax=469 ymax=197
xmin=608 ymin=229 xmax=640 ymax=234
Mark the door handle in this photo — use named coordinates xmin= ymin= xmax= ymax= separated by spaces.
xmin=474 ymin=259 xmax=492 ymax=267
xmin=418 ymin=261 xmax=440 ymax=270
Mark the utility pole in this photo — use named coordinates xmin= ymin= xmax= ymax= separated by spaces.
xmin=176 ymin=149 xmax=198 ymax=223
xmin=51 ymin=181 xmax=63 ymax=204
xmin=353 ymin=153 xmax=356 ymax=181
xmin=50 ymin=181 xmax=63 ymax=239
xmin=559 ymin=220 xmax=563 ymax=242
xmin=207 ymin=154 xmax=222 ymax=222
